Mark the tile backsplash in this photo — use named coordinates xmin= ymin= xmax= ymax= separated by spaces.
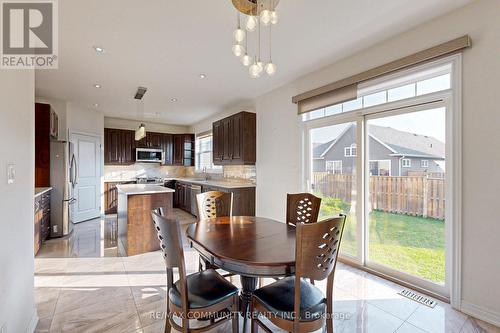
xmin=105 ymin=164 xmax=256 ymax=184
xmin=104 ymin=164 xmax=186 ymax=181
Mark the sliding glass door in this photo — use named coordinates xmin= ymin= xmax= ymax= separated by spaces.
xmin=308 ymin=121 xmax=359 ymax=258
xmin=303 ymin=58 xmax=459 ymax=296
xmin=365 ymin=107 xmax=447 ymax=289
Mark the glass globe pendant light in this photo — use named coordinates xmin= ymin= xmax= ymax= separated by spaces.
xmin=232 ymin=43 xmax=245 ymax=57
xmin=233 ymin=12 xmax=245 ymax=43
xmin=270 ymin=10 xmax=278 ymax=24
xmin=249 ymin=57 xmax=261 ymax=78
xmin=241 ymin=37 xmax=252 ymax=66
xmin=265 ymin=24 xmax=277 ymax=76
xmin=260 ymin=9 xmax=271 ymax=25
xmin=245 ymin=15 xmax=257 ymax=32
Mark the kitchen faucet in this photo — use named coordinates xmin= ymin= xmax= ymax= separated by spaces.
xmin=202 ymin=166 xmax=209 ymax=181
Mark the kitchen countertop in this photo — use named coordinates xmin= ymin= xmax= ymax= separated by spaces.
xmin=171 ymin=178 xmax=256 ymax=189
xmin=116 ymin=184 xmax=175 ymax=195
xmin=35 ymin=187 xmax=52 ymax=197
xmin=105 ymin=178 xmax=256 ymax=189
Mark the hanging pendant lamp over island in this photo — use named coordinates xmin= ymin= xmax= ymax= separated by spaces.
xmin=231 ymin=0 xmax=279 ymax=78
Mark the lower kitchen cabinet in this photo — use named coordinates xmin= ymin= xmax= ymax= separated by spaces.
xmin=171 ymin=180 xmax=255 ymax=217
xmin=174 ymin=182 xmax=192 ymax=213
xmin=201 ymin=185 xmax=255 ymax=216
xmin=35 ymin=190 xmax=51 ymax=256
xmin=104 ymin=181 xmax=136 ymax=214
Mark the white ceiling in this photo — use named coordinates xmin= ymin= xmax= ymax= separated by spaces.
xmin=35 ymin=0 xmax=472 ymax=126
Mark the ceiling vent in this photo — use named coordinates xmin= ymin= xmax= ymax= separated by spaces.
xmin=134 ymin=87 xmax=148 ymax=100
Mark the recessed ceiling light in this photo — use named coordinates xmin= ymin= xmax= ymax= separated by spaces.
xmin=94 ymin=84 xmax=101 ymax=88
xmin=170 ymin=98 xmax=178 ymax=102
xmin=93 ymin=103 xmax=99 ymax=108
xmin=199 ymin=74 xmax=207 ymax=79
xmin=93 ymin=46 xmax=105 ymax=53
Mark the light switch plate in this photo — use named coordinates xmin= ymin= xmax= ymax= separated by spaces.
xmin=7 ymin=164 xmax=15 ymax=184
xmin=1 ymin=322 xmax=6 ymax=333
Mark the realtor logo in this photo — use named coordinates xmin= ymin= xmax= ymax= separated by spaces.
xmin=1 ymin=0 xmax=58 ymax=69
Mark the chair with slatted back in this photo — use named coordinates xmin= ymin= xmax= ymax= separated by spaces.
xmin=251 ymin=215 xmax=346 ymax=333
xmin=151 ymin=211 xmax=239 ymax=333
xmin=196 ymin=191 xmax=233 ymax=220
xmin=286 ymin=193 xmax=322 ymax=226
xmin=196 ymin=191 xmax=234 ymax=273
xmin=260 ymin=193 xmax=322 ymax=287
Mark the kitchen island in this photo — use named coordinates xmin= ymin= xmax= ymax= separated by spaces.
xmin=116 ymin=184 xmax=174 ymax=256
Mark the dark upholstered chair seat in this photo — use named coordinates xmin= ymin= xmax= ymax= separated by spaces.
xmin=253 ymin=276 xmax=326 ymax=321
xmin=169 ymin=269 xmax=239 ymax=309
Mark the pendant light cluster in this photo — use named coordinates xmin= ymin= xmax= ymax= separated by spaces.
xmin=231 ymin=0 xmax=279 ymax=78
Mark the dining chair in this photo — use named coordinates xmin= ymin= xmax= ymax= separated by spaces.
xmin=196 ymin=191 xmax=234 ymax=273
xmin=286 ymin=193 xmax=322 ymax=226
xmin=251 ymin=215 xmax=346 ymax=333
xmin=259 ymin=193 xmax=323 ymax=288
xmin=151 ymin=211 xmax=239 ymax=333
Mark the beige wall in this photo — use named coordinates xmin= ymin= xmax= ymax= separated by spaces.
xmin=105 ymin=117 xmax=189 ymax=134
xmin=0 ymin=71 xmax=37 ymax=332
xmin=189 ymin=0 xmax=500 ymax=324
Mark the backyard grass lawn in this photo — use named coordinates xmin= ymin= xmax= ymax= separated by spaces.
xmin=335 ymin=211 xmax=445 ymax=284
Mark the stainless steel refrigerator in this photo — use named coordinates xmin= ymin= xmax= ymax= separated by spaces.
xmin=50 ymin=141 xmax=77 ymax=237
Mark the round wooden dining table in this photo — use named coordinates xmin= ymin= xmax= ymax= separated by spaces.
xmin=186 ymin=216 xmax=296 ymax=317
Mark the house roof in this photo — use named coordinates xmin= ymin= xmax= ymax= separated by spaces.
xmin=313 ymin=124 xmax=445 ymax=159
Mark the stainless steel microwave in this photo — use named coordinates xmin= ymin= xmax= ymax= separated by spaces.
xmin=135 ymin=148 xmax=164 ymax=163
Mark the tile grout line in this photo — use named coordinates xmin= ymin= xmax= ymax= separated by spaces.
xmin=123 ymin=255 xmax=147 ymax=330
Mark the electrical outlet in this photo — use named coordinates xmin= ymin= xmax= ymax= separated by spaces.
xmin=53 ymin=225 xmax=58 ymax=233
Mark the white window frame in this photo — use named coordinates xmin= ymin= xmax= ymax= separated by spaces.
xmin=369 ymin=159 xmax=392 ymax=176
xmin=402 ymin=158 xmax=411 ymax=168
xmin=344 ymin=144 xmax=357 ymax=157
xmin=326 ymin=160 xmax=342 ymax=174
xmin=300 ymin=54 xmax=462 ymax=306
xmin=421 ymin=160 xmax=429 ymax=168
xmin=195 ymin=133 xmax=222 ymax=173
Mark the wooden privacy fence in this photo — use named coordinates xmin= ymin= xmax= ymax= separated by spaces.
xmin=313 ymin=172 xmax=445 ymax=220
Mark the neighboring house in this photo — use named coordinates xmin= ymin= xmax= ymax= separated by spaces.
xmin=313 ymin=124 xmax=444 ymax=176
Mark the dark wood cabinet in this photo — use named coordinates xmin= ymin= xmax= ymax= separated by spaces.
xmin=35 ymin=103 xmax=53 ymax=187
xmin=104 ymin=181 xmax=135 ymax=214
xmin=201 ymin=185 xmax=255 ymax=216
xmin=213 ymin=111 xmax=256 ymax=165
xmin=104 ymin=128 xmax=136 ymax=165
xmin=160 ymin=134 xmax=173 ymax=165
xmin=173 ymin=134 xmax=195 ymax=166
xmin=34 ymin=190 xmax=51 ymax=256
xmin=173 ymin=181 xmax=193 ymax=212
xmin=121 ymin=130 xmax=135 ymax=164
xmin=104 ymin=128 xmax=187 ymax=166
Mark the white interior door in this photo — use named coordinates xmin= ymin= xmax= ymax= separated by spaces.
xmin=72 ymin=133 xmax=101 ymax=223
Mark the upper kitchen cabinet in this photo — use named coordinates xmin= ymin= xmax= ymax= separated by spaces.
xmin=104 ymin=128 xmax=185 ymax=166
xmin=213 ymin=111 xmax=256 ymax=165
xmin=35 ymin=103 xmax=59 ymax=187
xmin=173 ymin=134 xmax=195 ymax=166
xmin=104 ymin=128 xmax=135 ymax=165
xmin=160 ymin=133 xmax=174 ymax=165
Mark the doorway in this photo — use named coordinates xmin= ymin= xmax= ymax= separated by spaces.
xmin=71 ymin=133 xmax=101 ymax=223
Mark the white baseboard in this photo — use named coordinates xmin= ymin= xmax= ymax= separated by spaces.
xmin=461 ymin=301 xmax=500 ymax=327
xmin=26 ymin=309 xmax=38 ymax=333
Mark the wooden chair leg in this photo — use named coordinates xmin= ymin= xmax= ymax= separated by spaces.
xmin=232 ymin=295 xmax=239 ymax=333
xmin=164 ymin=317 xmax=171 ymax=333
xmin=182 ymin=317 xmax=189 ymax=333
xmin=250 ymin=298 xmax=258 ymax=333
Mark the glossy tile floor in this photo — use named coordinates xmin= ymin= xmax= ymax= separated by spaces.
xmin=35 ymin=210 xmax=499 ymax=333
